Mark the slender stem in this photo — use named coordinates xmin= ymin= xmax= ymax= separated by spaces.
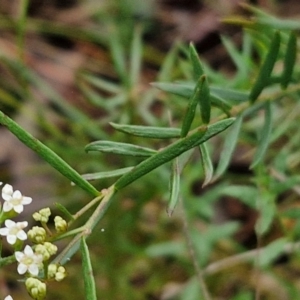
xmin=53 ymin=186 xmax=115 ymax=264
xmin=179 ymin=197 xmax=212 ymax=300
xmin=71 ymin=193 xmax=104 ymax=224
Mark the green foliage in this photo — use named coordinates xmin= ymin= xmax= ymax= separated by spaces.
xmin=1 ymin=2 xmax=300 ymax=300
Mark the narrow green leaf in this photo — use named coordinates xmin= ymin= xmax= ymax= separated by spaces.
xmin=221 ymin=35 xmax=247 ymax=75
xmin=151 ymin=82 xmax=193 ymax=98
xmin=281 ymin=31 xmax=297 ymax=89
xmin=199 ymin=75 xmax=211 ymax=124
xmin=130 ymin=25 xmax=143 ymax=87
xmin=152 ymin=82 xmax=249 ymax=104
xmin=108 ymin=26 xmax=128 ymax=87
xmin=80 ymin=237 xmax=97 ymax=300
xmin=81 ymin=73 xmax=121 ymax=94
xmin=0 ymin=110 xmax=99 ymax=197
xmin=251 ymin=101 xmax=273 ymax=168
xmin=158 ymin=41 xmax=180 ymax=81
xmin=55 ymin=203 xmax=75 ymax=221
xmin=167 ymin=158 xmax=180 ymax=216
xmin=199 ymin=142 xmax=214 ymax=187
xmin=82 ymin=167 xmax=134 ymax=181
xmin=110 ymin=122 xmax=181 ymax=139
xmin=115 ymin=118 xmax=235 ymax=190
xmin=85 ymin=141 xmax=157 ymax=157
xmin=189 ymin=43 xmax=205 ymax=80
xmin=181 ymin=75 xmax=206 ymax=137
xmin=211 ymin=86 xmax=249 ymax=103
xmin=249 ymin=31 xmax=281 ymax=103
xmin=213 ymin=115 xmax=243 ymax=180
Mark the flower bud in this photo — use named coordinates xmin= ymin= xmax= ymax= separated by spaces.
xmin=54 ymin=216 xmax=68 ymax=233
xmin=48 ymin=264 xmax=67 ymax=282
xmin=33 ymin=208 xmax=51 ymax=223
xmin=25 ymin=277 xmax=47 ymax=300
xmin=28 ymin=226 xmax=46 ymax=244
xmin=35 ymin=242 xmax=57 ymax=261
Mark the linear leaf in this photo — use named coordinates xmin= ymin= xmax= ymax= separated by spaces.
xmin=130 ymin=25 xmax=143 ymax=87
xmin=110 ymin=122 xmax=181 ymax=139
xmin=82 ymin=167 xmax=134 ymax=181
xmin=115 ymin=118 xmax=235 ymax=190
xmin=251 ymin=101 xmax=273 ymax=168
xmin=199 ymin=142 xmax=214 ymax=187
xmin=85 ymin=141 xmax=157 ymax=157
xmin=167 ymin=158 xmax=180 ymax=216
xmin=281 ymin=31 xmax=297 ymax=89
xmin=198 ymin=75 xmax=211 ymax=124
xmin=249 ymin=31 xmax=281 ymax=102
xmin=181 ymin=75 xmax=207 ymax=137
xmin=80 ymin=237 xmax=97 ymax=300
xmin=0 ymin=110 xmax=99 ymax=197
xmin=108 ymin=26 xmax=128 ymax=87
xmin=213 ymin=115 xmax=243 ymax=180
xmin=152 ymin=82 xmax=249 ymax=104
xmin=189 ymin=42 xmax=205 ymax=80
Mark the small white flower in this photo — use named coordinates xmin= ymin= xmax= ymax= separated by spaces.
xmin=15 ymin=245 xmax=43 ymax=276
xmin=0 ymin=220 xmax=28 ymax=244
xmin=4 ymin=296 xmax=13 ymax=300
xmin=2 ymin=184 xmax=32 ymax=214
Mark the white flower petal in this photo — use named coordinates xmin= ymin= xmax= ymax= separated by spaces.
xmin=17 ymin=263 xmax=28 ymax=275
xmin=28 ymin=264 xmax=39 ymax=276
xmin=13 ymin=190 xmax=22 ymax=199
xmin=13 ymin=205 xmax=24 ymax=214
xmin=24 ymin=245 xmax=34 ymax=255
xmin=3 ymin=202 xmax=13 ymax=212
xmin=22 ymin=196 xmax=32 ymax=205
xmin=0 ymin=228 xmax=9 ymax=235
xmin=17 ymin=231 xmax=27 ymax=240
xmin=4 ymin=219 xmax=15 ymax=227
xmin=15 ymin=251 xmax=24 ymax=262
xmin=4 ymin=296 xmax=13 ymax=300
xmin=7 ymin=235 xmax=17 ymax=245
xmin=2 ymin=184 xmax=13 ymax=195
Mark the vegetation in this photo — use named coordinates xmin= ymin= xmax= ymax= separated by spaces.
xmin=0 ymin=2 xmax=300 ymax=299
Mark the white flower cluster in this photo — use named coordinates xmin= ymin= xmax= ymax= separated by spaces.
xmin=0 ymin=183 xmax=67 ymax=300
xmin=0 ymin=183 xmax=42 ymax=299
